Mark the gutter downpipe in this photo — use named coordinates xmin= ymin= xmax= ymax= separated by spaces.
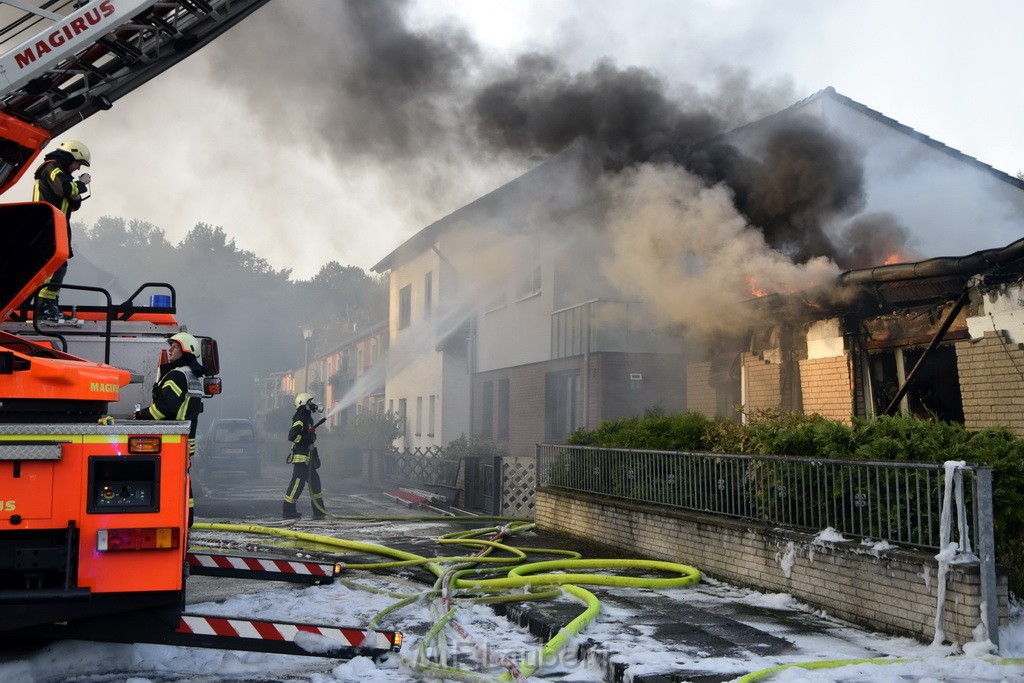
xmin=583 ymin=301 xmax=591 ymax=429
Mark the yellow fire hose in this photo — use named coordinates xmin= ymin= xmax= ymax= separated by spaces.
xmin=193 ymin=520 xmax=1021 ymax=681
xmin=193 ymin=520 xmax=699 ymax=680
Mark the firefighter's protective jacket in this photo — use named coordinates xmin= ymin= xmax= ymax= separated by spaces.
xmin=136 ymin=362 xmax=204 ymax=447
xmin=287 ymin=407 xmax=316 ymax=465
xmin=32 ymin=149 xmax=86 ymax=256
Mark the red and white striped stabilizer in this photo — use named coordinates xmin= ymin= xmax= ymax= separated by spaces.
xmin=187 ymin=552 xmax=340 ymax=581
xmin=176 ymin=613 xmax=399 ymax=653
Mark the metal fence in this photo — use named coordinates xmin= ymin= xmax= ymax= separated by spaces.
xmin=374 ymin=448 xmax=460 ymax=489
xmin=536 ymin=444 xmax=994 ymax=553
xmin=536 ymin=443 xmax=1001 ymax=646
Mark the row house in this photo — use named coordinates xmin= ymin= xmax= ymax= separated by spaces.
xmin=371 ymin=143 xmax=689 ymax=453
xmin=254 ymin=321 xmax=388 ymax=433
xmin=374 ymin=87 xmax=1024 ymax=457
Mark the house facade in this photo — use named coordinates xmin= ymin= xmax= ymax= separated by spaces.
xmin=376 ymin=244 xmax=463 ymax=449
xmin=363 ymin=86 xmax=1024 ymax=456
xmin=373 ymin=145 xmax=687 ymax=456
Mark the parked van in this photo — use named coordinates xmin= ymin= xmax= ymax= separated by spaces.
xmin=195 ymin=418 xmax=261 ymax=482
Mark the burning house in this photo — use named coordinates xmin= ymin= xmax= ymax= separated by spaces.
xmin=706 ymin=238 xmax=1024 ymax=432
xmin=372 ymin=86 xmax=1024 ymax=457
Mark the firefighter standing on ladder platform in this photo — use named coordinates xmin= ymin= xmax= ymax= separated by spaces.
xmin=32 ymin=140 xmax=91 ymax=322
xmin=282 ymin=393 xmax=329 ymax=520
xmin=134 ymin=332 xmax=206 ymax=526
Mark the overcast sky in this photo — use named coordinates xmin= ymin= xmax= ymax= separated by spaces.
xmin=14 ymin=0 xmax=1024 ymax=280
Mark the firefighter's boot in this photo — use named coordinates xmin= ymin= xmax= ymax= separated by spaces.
xmin=36 ymin=300 xmax=66 ymax=323
xmin=282 ymin=502 xmax=301 ymax=520
xmin=311 ymin=495 xmax=328 ymax=520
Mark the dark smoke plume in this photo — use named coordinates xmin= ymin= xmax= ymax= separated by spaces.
xmin=205 ymin=0 xmax=479 ymax=159
xmin=686 ymin=117 xmax=868 ymax=266
xmin=206 ymin=0 xmax=911 ymax=272
xmin=472 ymin=55 xmax=724 ymax=168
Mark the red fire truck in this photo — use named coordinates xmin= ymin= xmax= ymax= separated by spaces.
xmin=0 ymin=1 xmax=401 ymax=659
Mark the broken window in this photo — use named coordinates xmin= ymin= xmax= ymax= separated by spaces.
xmin=867 ymin=345 xmax=964 ymax=423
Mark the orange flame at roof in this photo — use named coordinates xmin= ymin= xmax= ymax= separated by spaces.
xmin=746 ymin=276 xmax=768 ymax=298
xmin=882 ymin=252 xmax=904 ymax=265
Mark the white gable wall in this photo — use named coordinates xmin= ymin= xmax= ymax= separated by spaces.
xmin=385 ymin=246 xmax=470 ymax=448
xmin=476 ymin=259 xmax=555 ymax=373
xmin=811 ymin=96 xmax=1024 ymax=257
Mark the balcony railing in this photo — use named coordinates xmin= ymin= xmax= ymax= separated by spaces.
xmin=550 ymin=299 xmax=677 ymax=359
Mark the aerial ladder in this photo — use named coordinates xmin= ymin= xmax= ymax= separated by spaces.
xmin=0 ymin=1 xmax=404 ymax=661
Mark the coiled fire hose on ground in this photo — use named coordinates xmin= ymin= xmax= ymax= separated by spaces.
xmin=192 ymin=519 xmax=1024 ymax=681
xmin=193 ymin=519 xmax=699 ymax=681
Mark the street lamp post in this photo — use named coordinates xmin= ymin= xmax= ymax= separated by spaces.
xmin=302 ymin=325 xmax=313 ymax=394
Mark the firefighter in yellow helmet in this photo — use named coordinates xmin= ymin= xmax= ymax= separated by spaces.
xmin=32 ymin=140 xmax=92 ymax=322
xmin=282 ymin=392 xmax=329 ymax=519
xmin=135 ymin=332 xmax=206 ymax=526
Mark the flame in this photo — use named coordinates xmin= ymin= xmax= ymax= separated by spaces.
xmin=746 ymin=276 xmax=768 ymax=298
xmin=882 ymin=252 xmax=904 ymax=265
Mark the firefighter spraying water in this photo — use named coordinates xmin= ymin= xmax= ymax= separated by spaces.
xmin=282 ymin=392 xmax=330 ymax=520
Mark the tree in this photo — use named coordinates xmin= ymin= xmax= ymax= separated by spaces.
xmin=72 ymin=217 xmax=388 ymax=422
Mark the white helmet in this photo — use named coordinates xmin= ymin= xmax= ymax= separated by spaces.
xmin=58 ymin=140 xmax=90 ymax=166
xmin=169 ymin=332 xmax=199 ymax=356
xmin=295 ymin=392 xmax=314 ymax=409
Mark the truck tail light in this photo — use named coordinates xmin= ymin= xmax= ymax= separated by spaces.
xmin=97 ymin=527 xmax=180 ymax=551
xmin=128 ymin=436 xmax=162 ymax=453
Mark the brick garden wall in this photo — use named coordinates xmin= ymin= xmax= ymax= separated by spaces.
xmin=535 ymin=489 xmax=1007 ymax=646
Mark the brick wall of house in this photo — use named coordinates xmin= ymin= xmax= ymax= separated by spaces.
xmin=799 ymin=355 xmax=855 ymax=423
xmin=957 ymin=331 xmax=1024 ymax=436
xmin=475 ymin=358 xmax=584 ymax=459
xmin=591 ymin=352 xmax=685 ymax=421
xmin=743 ymin=352 xmax=789 ymax=414
xmin=686 ymin=362 xmax=716 ymax=417
xmin=536 ymin=489 xmax=1007 ymax=646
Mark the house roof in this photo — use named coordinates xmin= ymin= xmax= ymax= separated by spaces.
xmin=321 ymin=319 xmax=388 ymax=357
xmin=370 ymin=143 xmax=594 ymax=273
xmin=758 ymin=235 xmax=1024 ymax=318
xmin=371 ymin=87 xmax=1024 ymax=274
xmin=836 ymin=235 xmax=1024 ymax=309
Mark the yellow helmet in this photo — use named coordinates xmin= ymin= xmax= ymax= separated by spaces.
xmin=294 ymin=392 xmax=314 ymax=409
xmin=58 ymin=140 xmax=90 ymax=166
xmin=169 ymin=332 xmax=199 ymax=355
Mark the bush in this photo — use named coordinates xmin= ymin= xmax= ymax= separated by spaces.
xmin=568 ymin=407 xmax=715 ymax=451
xmin=317 ymin=409 xmax=403 ymax=453
xmin=743 ymin=409 xmax=854 ymax=457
